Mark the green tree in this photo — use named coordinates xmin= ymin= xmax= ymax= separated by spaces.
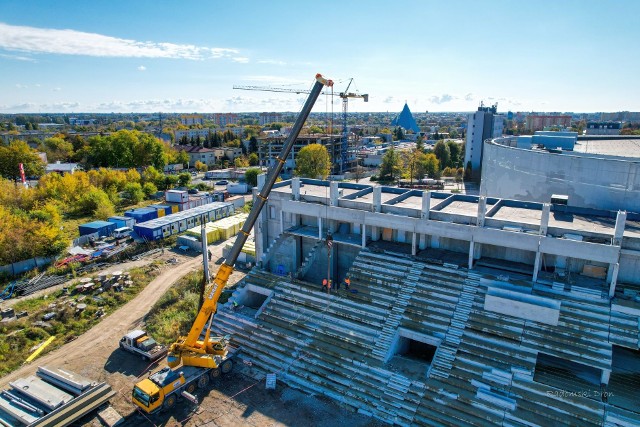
xmin=418 ymin=153 xmax=440 ymax=180
xmin=244 ymin=167 xmax=261 ymax=187
xmin=394 ymin=127 xmax=405 ymax=141
xmin=178 ymin=172 xmax=191 ymax=187
xmin=433 ymin=141 xmax=450 ymax=171
xmin=294 ymin=144 xmax=330 ymax=179
xmin=0 ymin=140 xmax=46 ymax=181
xmin=308 ymin=125 xmax=323 ymax=134
xmin=76 ymin=187 xmax=114 ymax=217
xmin=142 ymin=166 xmax=163 ymax=184
xmin=194 ymin=161 xmax=208 ymax=172
xmin=122 ymin=182 xmax=145 ymax=204
xmin=446 ymin=140 xmax=461 ymax=168
xmin=142 ymin=182 xmax=158 ymax=198
xmin=380 ymin=148 xmax=401 ymax=180
xmin=249 ymin=136 xmax=258 ymax=153
xmin=234 ymin=156 xmax=249 ymax=168
xmin=40 ymin=137 xmax=74 ymax=162
xmin=248 ymin=152 xmax=259 ymax=166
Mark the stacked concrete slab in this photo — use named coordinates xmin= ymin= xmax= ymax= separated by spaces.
xmin=211 ymin=248 xmax=640 ymax=426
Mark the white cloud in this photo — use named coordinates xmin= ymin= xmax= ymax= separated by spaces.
xmin=137 ymin=65 xmax=146 ymax=71
xmin=0 ymin=52 xmax=36 ymax=61
xmin=429 ymin=94 xmax=455 ymax=104
xmin=465 ymin=93 xmax=474 ymax=101
xmin=15 ymin=83 xmax=27 ymax=89
xmin=53 ymin=87 xmax=62 ymax=91
xmin=232 ymin=57 xmax=249 ymax=63
xmin=0 ymin=22 xmax=242 ymax=60
xmin=258 ymin=59 xmax=286 ymax=66
xmin=383 ymin=96 xmax=395 ymax=104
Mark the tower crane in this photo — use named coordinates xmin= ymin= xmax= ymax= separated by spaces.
xmin=233 ymin=79 xmax=368 ymax=174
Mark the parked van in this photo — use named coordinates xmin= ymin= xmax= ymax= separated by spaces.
xmin=113 ymin=227 xmax=133 ymax=239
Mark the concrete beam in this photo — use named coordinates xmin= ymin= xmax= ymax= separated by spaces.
xmin=608 ymin=263 xmax=620 ymax=298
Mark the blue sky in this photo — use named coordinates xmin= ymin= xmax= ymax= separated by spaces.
xmin=1 ymin=0 xmax=638 ymax=114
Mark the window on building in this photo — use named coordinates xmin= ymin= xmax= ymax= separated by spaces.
xmin=269 ymin=206 xmax=276 ymax=219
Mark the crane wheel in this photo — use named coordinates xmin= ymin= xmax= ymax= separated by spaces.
xmin=163 ymin=394 xmax=177 ymax=410
xmin=209 ymin=368 xmax=221 ymax=379
xmin=198 ymin=374 xmax=210 ymax=389
xmin=186 ymin=381 xmax=196 ymax=394
xmin=221 ymin=360 xmax=234 ymax=374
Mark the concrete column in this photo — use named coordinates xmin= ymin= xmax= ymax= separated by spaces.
xmin=412 ymin=232 xmax=417 ymax=256
xmin=371 ymin=226 xmax=379 ymax=241
xmin=540 ymin=203 xmax=551 ymax=235
xmin=361 ymin=223 xmax=366 ymax=248
xmin=279 ymin=210 xmax=284 ymax=234
xmin=608 ymin=263 xmax=620 ymax=298
xmin=431 ymin=235 xmax=440 ymax=248
xmin=253 ymin=187 xmax=265 ymax=265
xmin=613 ymin=211 xmax=627 ymax=246
xmin=257 ymin=173 xmax=267 ymax=191
xmin=477 ymin=196 xmax=487 ymax=227
xmin=292 ymin=236 xmax=301 ymax=272
xmin=330 ymin=181 xmax=339 ymax=207
xmin=292 ymin=177 xmax=301 ymax=201
xmin=318 ymin=217 xmax=322 ymax=240
xmin=533 ymin=248 xmax=542 ymax=282
xmin=373 ymin=186 xmax=382 ymax=212
xmin=421 ymin=191 xmax=431 ymax=219
xmin=601 ymin=369 xmax=611 ymax=385
xmin=468 ymin=238 xmax=475 ymax=270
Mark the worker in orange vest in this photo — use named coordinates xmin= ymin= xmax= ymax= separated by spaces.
xmin=322 ymin=278 xmax=328 ymax=291
xmin=344 ymin=276 xmax=351 ymax=291
xmin=327 ymin=279 xmax=332 ymax=293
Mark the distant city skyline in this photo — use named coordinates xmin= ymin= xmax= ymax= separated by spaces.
xmin=1 ymin=0 xmax=639 ymax=114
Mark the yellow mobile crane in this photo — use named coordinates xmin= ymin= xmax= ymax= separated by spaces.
xmin=132 ymin=74 xmax=334 ymax=414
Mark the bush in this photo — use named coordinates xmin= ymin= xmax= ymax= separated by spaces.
xmin=122 ymin=182 xmax=145 ymax=204
xmin=142 ymin=182 xmax=158 ymax=198
xmin=370 ymin=175 xmax=378 ymax=181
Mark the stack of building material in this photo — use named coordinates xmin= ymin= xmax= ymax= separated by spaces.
xmin=185 ymin=213 xmax=249 ymax=243
xmin=0 ymin=366 xmax=114 ymax=427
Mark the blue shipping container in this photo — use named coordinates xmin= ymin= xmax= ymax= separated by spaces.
xmin=79 ymin=221 xmax=117 ymax=237
xmin=124 ymin=208 xmax=157 ymax=223
xmin=107 ymin=216 xmax=135 ymax=228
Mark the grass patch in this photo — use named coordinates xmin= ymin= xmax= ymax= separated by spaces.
xmin=0 ymin=264 xmax=161 ymax=376
xmin=145 ymin=269 xmax=235 ymax=345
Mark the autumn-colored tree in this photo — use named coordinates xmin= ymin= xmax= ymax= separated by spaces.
xmin=294 ymin=144 xmax=330 ymax=179
xmin=0 ymin=140 xmax=46 ymax=181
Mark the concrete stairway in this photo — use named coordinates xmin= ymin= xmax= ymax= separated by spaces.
xmin=430 ymin=271 xmax=481 ymax=379
xmin=294 ymin=239 xmax=323 ymax=279
xmin=258 ymin=232 xmax=286 ymax=268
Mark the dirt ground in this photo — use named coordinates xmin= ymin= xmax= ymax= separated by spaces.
xmin=0 ymin=240 xmax=382 ymax=427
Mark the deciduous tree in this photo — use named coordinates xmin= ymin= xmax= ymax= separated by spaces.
xmin=294 ymin=144 xmax=330 ymax=179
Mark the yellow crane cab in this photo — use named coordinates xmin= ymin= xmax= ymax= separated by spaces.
xmin=132 ymin=367 xmax=186 ymax=413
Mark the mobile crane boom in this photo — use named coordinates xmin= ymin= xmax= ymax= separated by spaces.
xmin=167 ymin=73 xmax=333 ymax=370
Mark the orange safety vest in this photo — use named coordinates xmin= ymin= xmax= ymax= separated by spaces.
xmin=322 ymin=279 xmax=328 ymax=286
xmin=345 ymin=278 xmax=351 ymax=286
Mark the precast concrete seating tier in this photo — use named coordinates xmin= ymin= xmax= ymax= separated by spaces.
xmin=209 ymin=246 xmax=640 ymax=426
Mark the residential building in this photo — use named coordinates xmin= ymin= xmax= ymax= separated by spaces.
xmin=213 ymin=113 xmax=238 ymax=127
xmin=174 ymin=128 xmax=210 ymax=143
xmin=525 ymin=114 xmax=572 ymax=131
xmin=180 ymin=114 xmax=204 ymax=126
xmin=463 ymin=104 xmax=504 ymax=181
xmin=259 ymin=112 xmax=283 ymax=126
xmin=175 ymin=146 xmax=222 ymax=166
xmin=45 ymin=161 xmax=80 ymax=174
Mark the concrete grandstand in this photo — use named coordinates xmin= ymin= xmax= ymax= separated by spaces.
xmin=208 ymin=178 xmax=640 ymax=426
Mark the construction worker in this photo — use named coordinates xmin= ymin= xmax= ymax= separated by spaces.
xmin=328 ymin=279 xmax=332 ymax=293
xmin=345 ymin=276 xmax=351 ymax=291
xmin=322 ymin=278 xmax=328 ymax=291
xmin=208 ymin=249 xmax=212 ymax=262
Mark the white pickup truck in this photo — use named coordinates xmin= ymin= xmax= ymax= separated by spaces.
xmin=119 ymin=330 xmax=168 ymax=362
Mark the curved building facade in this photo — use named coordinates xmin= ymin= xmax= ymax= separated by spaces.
xmin=481 ymin=136 xmax=640 ymax=212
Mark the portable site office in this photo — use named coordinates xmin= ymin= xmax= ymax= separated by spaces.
xmin=133 ymin=202 xmax=235 ymax=241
